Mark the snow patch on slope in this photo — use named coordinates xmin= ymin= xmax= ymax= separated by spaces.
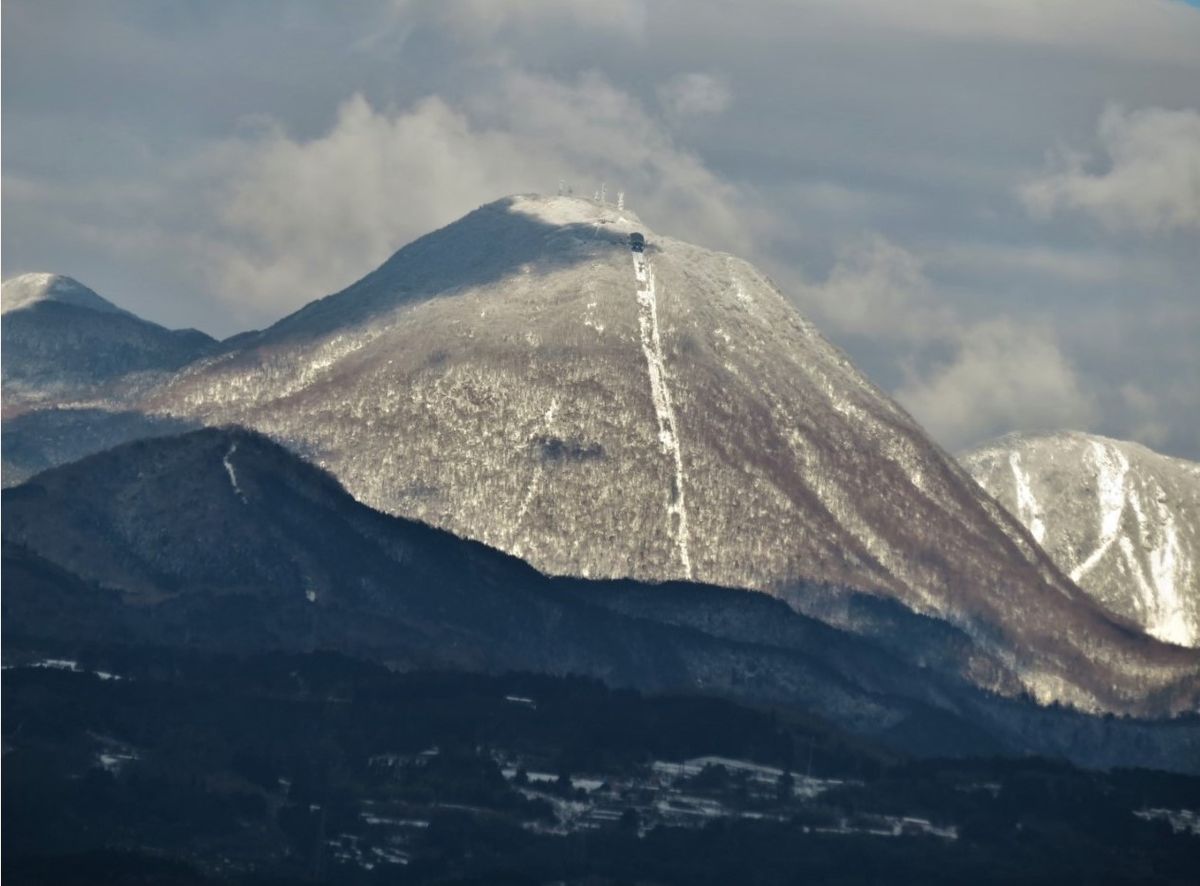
xmin=1070 ymin=440 xmax=1130 ymax=583
xmin=1009 ymin=452 xmax=1046 ymax=545
xmin=223 ymin=443 xmax=248 ymax=503
xmin=1144 ymin=492 xmax=1190 ymax=646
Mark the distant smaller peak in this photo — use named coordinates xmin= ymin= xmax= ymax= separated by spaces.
xmin=964 ymin=429 xmax=1185 ymax=465
xmin=1 ymin=273 xmax=127 ymax=317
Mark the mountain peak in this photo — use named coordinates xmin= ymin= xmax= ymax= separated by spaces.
xmin=135 ymin=196 xmax=1200 ymax=714
xmin=1 ymin=273 xmax=128 ymax=317
xmin=972 ymin=429 xmax=1163 ymax=459
xmin=963 ymin=431 xmax=1200 ymax=647
xmin=1 ymin=273 xmax=217 ymax=414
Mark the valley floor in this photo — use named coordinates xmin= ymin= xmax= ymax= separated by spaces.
xmin=4 ymin=648 xmax=1198 ymax=886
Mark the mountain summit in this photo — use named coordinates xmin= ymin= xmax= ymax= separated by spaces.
xmin=1 ymin=273 xmax=130 ymax=317
xmin=124 ymin=194 xmax=1197 ymax=713
xmin=1 ymin=272 xmax=216 ymax=409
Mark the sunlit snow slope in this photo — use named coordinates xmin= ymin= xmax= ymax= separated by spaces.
xmin=964 ymin=432 xmax=1200 ymax=648
xmin=132 ymin=195 xmax=1197 ymax=715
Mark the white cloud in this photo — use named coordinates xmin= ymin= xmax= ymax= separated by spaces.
xmin=3 ymin=69 xmax=756 ymax=327
xmin=794 ymin=237 xmax=1103 ymax=452
xmin=1021 ymin=105 xmax=1200 ymax=234
xmin=795 ymin=236 xmax=957 ymax=345
xmin=896 ymin=319 xmax=1096 ymax=450
xmin=4 ymin=0 xmax=1198 ymax=456
xmin=192 ymin=71 xmax=758 ymax=320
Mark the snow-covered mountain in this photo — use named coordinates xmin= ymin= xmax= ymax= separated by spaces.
xmin=103 ymin=194 xmax=1191 ymax=715
xmin=1 ymin=273 xmax=216 ymax=408
xmin=963 ymin=432 xmax=1200 ymax=648
xmin=6 ymin=199 xmax=1198 ymax=713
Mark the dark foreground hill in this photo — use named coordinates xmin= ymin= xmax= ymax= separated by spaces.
xmin=4 ymin=427 xmax=1199 ymax=773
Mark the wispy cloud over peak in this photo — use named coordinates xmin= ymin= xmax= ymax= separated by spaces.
xmin=1021 ymin=105 xmax=1200 ymax=234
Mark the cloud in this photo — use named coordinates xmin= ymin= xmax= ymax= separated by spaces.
xmin=194 ymin=71 xmax=757 ymax=320
xmin=896 ymin=319 xmax=1096 ymax=450
xmin=1021 ymin=105 xmax=1200 ymax=234
xmin=3 ymin=0 xmax=1198 ymax=457
xmin=3 ymin=68 xmax=755 ymax=328
xmin=657 ymin=72 xmax=732 ymax=120
xmin=794 ymin=237 xmax=1103 ymax=453
xmin=795 ymin=236 xmax=957 ymax=345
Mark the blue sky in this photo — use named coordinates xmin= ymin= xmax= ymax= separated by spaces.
xmin=4 ymin=0 xmax=1199 ymax=458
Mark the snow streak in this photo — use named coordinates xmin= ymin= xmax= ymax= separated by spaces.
xmin=632 ymin=253 xmax=693 ymax=578
xmin=1146 ymin=504 xmax=1188 ymax=645
xmin=1070 ymin=440 xmax=1129 ymax=584
xmin=1063 ymin=439 xmax=1192 ymax=645
xmin=223 ymin=442 xmax=248 ymax=503
xmin=1009 ymin=452 xmax=1046 ymax=545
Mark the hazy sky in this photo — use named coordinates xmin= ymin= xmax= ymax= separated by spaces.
xmin=4 ymin=0 xmax=1199 ymax=458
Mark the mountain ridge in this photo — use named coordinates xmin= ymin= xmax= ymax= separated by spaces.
xmin=4 ymin=196 xmax=1198 ymax=715
xmin=131 ymin=194 xmax=1197 ymax=714
xmin=5 ymin=426 xmax=1198 ymax=770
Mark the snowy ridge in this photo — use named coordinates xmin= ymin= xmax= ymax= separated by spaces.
xmin=633 ymin=253 xmax=692 ymax=579
xmin=965 ymin=432 xmax=1199 ymax=647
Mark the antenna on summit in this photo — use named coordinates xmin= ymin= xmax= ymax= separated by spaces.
xmin=617 ymin=191 xmax=625 ymax=211
xmin=557 ymin=179 xmax=565 ymax=196
xmin=600 ymin=182 xmax=607 ymax=203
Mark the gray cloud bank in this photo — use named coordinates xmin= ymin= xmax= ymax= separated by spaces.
xmin=3 ymin=0 xmax=1199 ymax=459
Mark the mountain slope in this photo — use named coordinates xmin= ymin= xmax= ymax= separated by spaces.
xmin=0 ymin=428 xmax=946 ymax=720
xmin=0 ymin=427 xmax=998 ymax=745
xmin=963 ymin=432 xmax=1200 ymax=648
xmin=123 ymin=194 xmax=1197 ymax=714
xmin=5 ymin=428 xmax=1199 ymax=770
xmin=1 ymin=273 xmax=216 ymax=407
xmin=1 ymin=408 xmax=199 ymax=488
